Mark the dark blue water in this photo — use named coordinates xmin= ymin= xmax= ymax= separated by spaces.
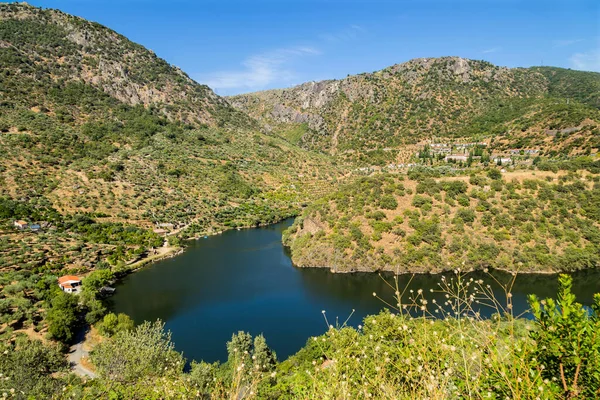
xmin=111 ymin=218 xmax=600 ymax=363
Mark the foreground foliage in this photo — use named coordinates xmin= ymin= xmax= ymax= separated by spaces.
xmin=3 ymin=274 xmax=598 ymax=399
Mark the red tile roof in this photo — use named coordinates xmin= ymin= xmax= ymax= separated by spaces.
xmin=58 ymin=275 xmax=81 ymax=284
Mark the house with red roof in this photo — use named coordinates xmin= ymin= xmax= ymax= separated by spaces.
xmin=13 ymin=220 xmax=28 ymax=230
xmin=58 ymin=275 xmax=82 ymax=294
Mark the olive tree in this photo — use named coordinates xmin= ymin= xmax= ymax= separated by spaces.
xmin=90 ymin=320 xmax=184 ymax=383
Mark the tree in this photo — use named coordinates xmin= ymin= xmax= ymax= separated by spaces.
xmin=46 ymin=292 xmax=79 ymax=343
xmin=227 ymin=331 xmax=253 ymax=367
xmin=487 ymin=168 xmax=502 ymax=180
xmin=90 ymin=320 xmax=184 ymax=382
xmin=97 ymin=312 xmax=134 ymax=337
xmin=82 ymin=269 xmax=114 ymax=294
xmin=85 ymin=298 xmax=107 ymax=325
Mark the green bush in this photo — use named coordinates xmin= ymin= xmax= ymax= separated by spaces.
xmin=529 ymin=275 xmax=600 ymax=397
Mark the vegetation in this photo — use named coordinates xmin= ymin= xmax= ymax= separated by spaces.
xmin=2 ymin=274 xmax=599 ymax=399
xmin=1 ymin=3 xmax=600 ymax=399
xmin=284 ymin=170 xmax=600 ymax=273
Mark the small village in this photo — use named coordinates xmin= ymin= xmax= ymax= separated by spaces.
xmin=418 ymin=140 xmax=541 ymax=167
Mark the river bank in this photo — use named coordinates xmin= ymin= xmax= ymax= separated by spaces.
xmin=111 ymin=218 xmax=600 ymax=363
xmin=282 ymin=253 xmax=568 ymax=275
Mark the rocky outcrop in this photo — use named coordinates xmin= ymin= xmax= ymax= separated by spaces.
xmin=229 ymin=57 xmax=550 ymax=153
xmin=0 ymin=2 xmax=240 ymax=127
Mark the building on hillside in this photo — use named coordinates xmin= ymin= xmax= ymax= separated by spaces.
xmin=29 ymin=224 xmax=41 ymax=232
xmin=58 ymin=275 xmax=82 ymax=294
xmin=13 ymin=220 xmax=28 ymax=230
xmin=493 ymin=157 xmax=512 ymax=165
xmin=444 ymin=155 xmax=468 ymax=162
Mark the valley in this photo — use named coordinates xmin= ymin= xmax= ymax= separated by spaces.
xmin=0 ymin=2 xmax=599 ymax=399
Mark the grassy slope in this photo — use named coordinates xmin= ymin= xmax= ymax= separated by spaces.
xmin=0 ymin=3 xmax=346 ymax=270
xmin=284 ymin=170 xmax=600 ymax=273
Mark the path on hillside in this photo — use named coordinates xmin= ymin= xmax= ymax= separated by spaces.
xmin=68 ymin=327 xmax=96 ymax=379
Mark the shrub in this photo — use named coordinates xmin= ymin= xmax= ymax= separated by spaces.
xmin=529 ymin=275 xmax=600 ymax=398
xmin=487 ymin=169 xmax=502 ymax=180
xmin=379 ymin=194 xmax=398 ymax=210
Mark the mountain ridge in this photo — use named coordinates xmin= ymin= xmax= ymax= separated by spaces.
xmin=0 ymin=2 xmax=252 ymax=128
xmin=230 ymin=56 xmax=600 ymax=161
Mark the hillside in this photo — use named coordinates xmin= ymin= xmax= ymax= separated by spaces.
xmin=0 ymin=2 xmax=248 ymax=127
xmin=283 ymin=169 xmax=600 ymax=273
xmin=0 ymin=3 xmax=344 ymax=275
xmin=230 ymin=57 xmax=600 ymax=163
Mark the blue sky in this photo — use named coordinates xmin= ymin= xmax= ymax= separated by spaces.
xmin=19 ymin=0 xmax=600 ymax=95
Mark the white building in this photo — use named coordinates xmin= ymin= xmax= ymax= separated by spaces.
xmin=58 ymin=275 xmax=82 ymax=294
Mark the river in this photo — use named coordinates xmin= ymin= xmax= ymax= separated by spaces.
xmin=110 ymin=218 xmax=600 ymax=363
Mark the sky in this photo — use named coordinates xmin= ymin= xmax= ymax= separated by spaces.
xmin=17 ymin=0 xmax=600 ymax=95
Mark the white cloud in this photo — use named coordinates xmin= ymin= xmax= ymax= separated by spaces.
xmin=481 ymin=47 xmax=501 ymax=54
xmin=552 ymin=39 xmax=583 ymax=48
xmin=319 ymin=25 xmax=366 ymax=43
xmin=570 ymin=48 xmax=600 ymax=72
xmin=197 ymin=46 xmax=320 ymax=94
xmin=198 ymin=24 xmax=365 ymax=94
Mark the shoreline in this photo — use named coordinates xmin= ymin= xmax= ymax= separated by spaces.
xmin=115 ymin=217 xmax=573 ymax=285
xmin=284 ymin=251 xmax=574 ymax=277
xmin=112 ymin=216 xmax=296 ymax=280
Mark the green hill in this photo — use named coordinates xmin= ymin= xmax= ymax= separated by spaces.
xmin=283 ymin=169 xmax=600 ymax=273
xmin=230 ymin=58 xmax=600 ymax=163
xmin=0 ymin=2 xmax=343 ymax=273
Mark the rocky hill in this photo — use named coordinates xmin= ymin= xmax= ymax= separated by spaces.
xmin=0 ymin=2 xmax=251 ymax=127
xmin=230 ymin=57 xmax=600 ymax=161
xmin=0 ymin=3 xmax=343 ymax=273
